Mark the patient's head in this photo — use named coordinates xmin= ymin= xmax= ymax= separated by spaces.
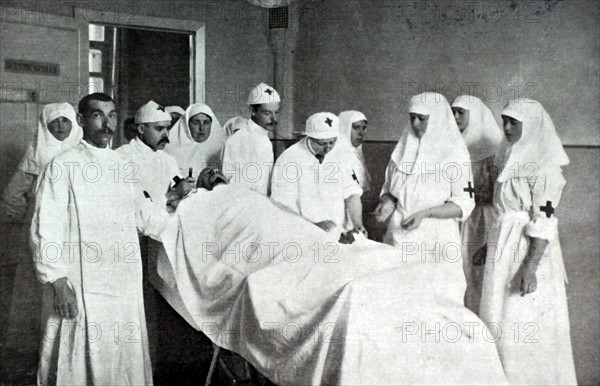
xmin=198 ymin=167 xmax=228 ymax=190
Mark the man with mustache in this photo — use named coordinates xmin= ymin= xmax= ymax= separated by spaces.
xmin=222 ymin=83 xmax=280 ymax=196
xmin=31 ymin=93 xmax=175 ymax=385
xmin=116 ymin=100 xmax=191 ymax=365
xmin=117 ymin=100 xmax=181 ymax=205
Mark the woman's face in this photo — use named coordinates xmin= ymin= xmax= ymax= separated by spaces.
xmin=47 ymin=116 xmax=73 ymax=141
xmin=502 ymin=115 xmax=523 ymax=144
xmin=188 ymin=113 xmax=212 ymax=143
xmin=452 ymin=107 xmax=469 ymax=133
xmin=409 ymin=113 xmax=429 ymax=139
xmin=350 ymin=119 xmax=367 ymax=147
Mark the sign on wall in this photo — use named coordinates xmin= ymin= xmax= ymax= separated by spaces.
xmin=5 ymin=59 xmax=60 ymax=76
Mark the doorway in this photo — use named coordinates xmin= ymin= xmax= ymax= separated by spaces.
xmin=88 ymin=24 xmax=191 ymax=146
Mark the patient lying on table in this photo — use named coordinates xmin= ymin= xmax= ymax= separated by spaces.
xmin=157 ymin=168 xmax=507 ymax=385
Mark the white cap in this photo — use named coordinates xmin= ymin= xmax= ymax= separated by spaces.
xmin=247 ymin=83 xmax=281 ymax=105
xmin=135 ymin=101 xmax=173 ymax=124
xmin=305 ymin=112 xmax=339 ymax=139
xmin=165 ymin=106 xmax=185 ymax=115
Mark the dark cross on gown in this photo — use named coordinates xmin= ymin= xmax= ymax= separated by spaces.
xmin=325 ymin=117 xmax=333 ymax=127
xmin=156 ymin=105 xmax=166 ymax=112
xmin=463 ymin=181 xmax=475 ymax=198
xmin=540 ymin=201 xmax=555 ymax=218
xmin=265 ymin=88 xmax=273 ymax=95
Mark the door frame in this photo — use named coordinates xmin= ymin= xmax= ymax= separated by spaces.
xmin=73 ymin=8 xmax=205 ymax=104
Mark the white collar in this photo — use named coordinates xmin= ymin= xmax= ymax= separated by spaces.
xmin=81 ymin=139 xmax=113 ymax=161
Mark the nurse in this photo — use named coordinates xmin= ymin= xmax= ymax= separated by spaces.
xmin=337 ymin=110 xmax=371 ymax=192
xmin=1 ymin=102 xmax=83 ymax=366
xmin=164 ymin=102 xmax=225 ymax=177
xmin=374 ymin=92 xmax=475 ymax=301
xmin=271 ymin=112 xmax=365 ymax=240
xmin=479 ymin=98 xmax=576 ymax=385
xmin=451 ymin=95 xmax=504 ymax=313
xmin=3 ymin=103 xmax=83 ymax=215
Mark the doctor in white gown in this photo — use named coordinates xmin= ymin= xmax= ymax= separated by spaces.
xmin=221 ymin=83 xmax=280 ymax=195
xmin=116 ymin=100 xmax=180 ymax=204
xmin=31 ymin=94 xmax=171 ymax=385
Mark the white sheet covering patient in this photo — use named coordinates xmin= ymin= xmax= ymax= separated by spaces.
xmin=157 ymin=169 xmax=507 ymax=385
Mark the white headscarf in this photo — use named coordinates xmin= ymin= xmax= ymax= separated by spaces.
xmin=496 ymin=99 xmax=569 ymax=182
xmin=338 ymin=110 xmax=371 ymax=191
xmin=18 ymin=103 xmax=83 ymax=176
xmin=164 ymin=103 xmax=225 ymax=176
xmin=391 ymin=92 xmax=470 ymax=174
xmin=452 ymin=95 xmax=504 ymax=162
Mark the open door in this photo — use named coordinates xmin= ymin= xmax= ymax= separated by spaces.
xmin=115 ymin=27 xmax=191 ymax=146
